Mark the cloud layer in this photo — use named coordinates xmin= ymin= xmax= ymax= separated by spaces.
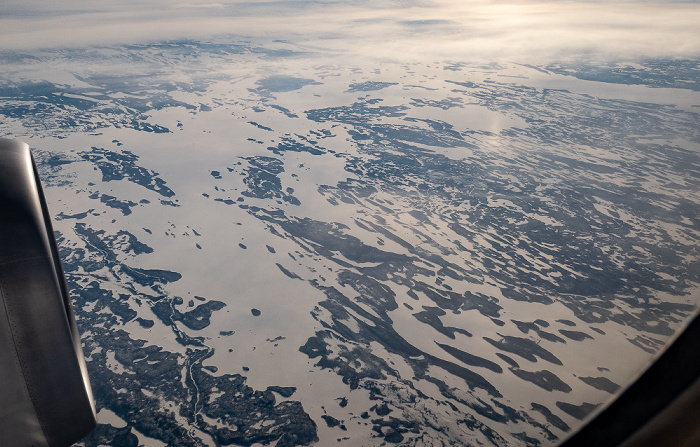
xmin=1 ymin=0 xmax=699 ymax=62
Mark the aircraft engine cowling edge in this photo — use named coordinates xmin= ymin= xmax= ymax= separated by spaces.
xmin=0 ymin=139 xmax=97 ymax=447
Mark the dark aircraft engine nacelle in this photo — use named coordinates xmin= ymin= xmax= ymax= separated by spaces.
xmin=0 ymin=139 xmax=96 ymax=447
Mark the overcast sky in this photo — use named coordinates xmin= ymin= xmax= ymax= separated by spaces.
xmin=0 ymin=0 xmax=699 ymax=62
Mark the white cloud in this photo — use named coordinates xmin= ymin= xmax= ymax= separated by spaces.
xmin=0 ymin=0 xmax=698 ymax=63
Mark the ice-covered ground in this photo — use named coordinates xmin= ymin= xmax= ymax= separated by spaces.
xmin=2 ymin=6 xmax=700 ymax=445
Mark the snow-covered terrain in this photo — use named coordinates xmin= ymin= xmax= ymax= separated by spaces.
xmin=1 ymin=3 xmax=700 ymax=445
